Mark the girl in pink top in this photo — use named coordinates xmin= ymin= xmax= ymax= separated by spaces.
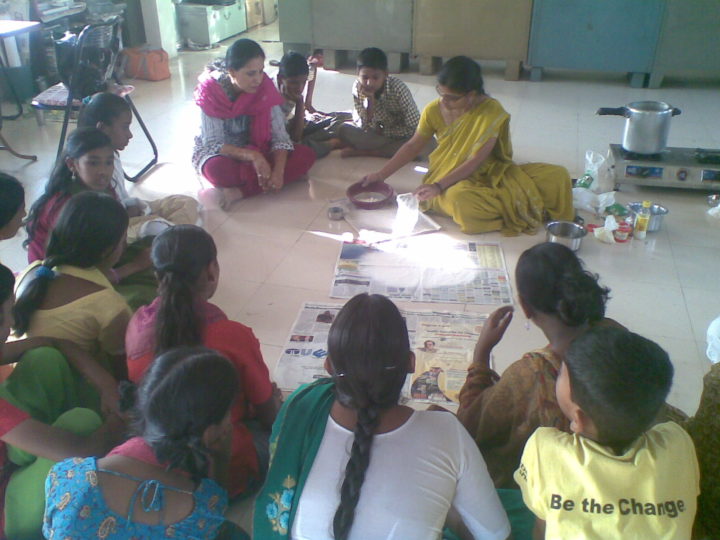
xmin=24 ymin=128 xmax=150 ymax=282
xmin=125 ymin=225 xmax=280 ymax=497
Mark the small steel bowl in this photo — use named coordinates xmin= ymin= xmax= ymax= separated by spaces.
xmin=627 ymin=202 xmax=669 ymax=232
xmin=708 ymin=194 xmax=720 ymax=208
xmin=545 ymin=221 xmax=587 ymax=252
xmin=346 ymin=181 xmax=394 ymax=210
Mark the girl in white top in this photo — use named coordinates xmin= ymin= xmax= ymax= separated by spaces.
xmin=254 ymin=293 xmax=510 ymax=540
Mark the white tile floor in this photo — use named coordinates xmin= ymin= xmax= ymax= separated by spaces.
xmin=2 ymin=21 xmax=719 ymax=420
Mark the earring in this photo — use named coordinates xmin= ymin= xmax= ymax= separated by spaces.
xmin=71 ymin=171 xmax=77 ymax=181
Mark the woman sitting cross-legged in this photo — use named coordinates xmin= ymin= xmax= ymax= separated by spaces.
xmin=125 ymin=225 xmax=281 ymax=498
xmin=0 ymin=263 xmax=124 ymax=540
xmin=254 ymin=293 xmax=511 ymax=540
xmin=43 ymin=346 xmax=249 ymax=539
xmin=361 ymin=56 xmax=574 ymax=235
xmin=193 ymin=38 xmax=316 ymax=208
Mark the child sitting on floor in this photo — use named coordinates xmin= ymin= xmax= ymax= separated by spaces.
xmin=338 ymin=47 xmax=426 ymax=159
xmin=15 ymin=192 xmax=133 ymax=381
xmin=24 ymin=127 xmax=151 ymax=274
xmin=43 ymin=346 xmax=247 ymax=539
xmin=0 ymin=173 xmax=25 ymax=243
xmin=515 ymin=326 xmax=699 ymax=540
xmin=0 ymin=263 xmax=124 ymax=540
xmin=23 ymin=128 xmax=157 ymax=309
xmin=276 ymin=51 xmax=349 ymax=159
xmin=78 ymin=92 xmax=200 ymax=240
xmin=125 ymin=225 xmax=281 ymax=498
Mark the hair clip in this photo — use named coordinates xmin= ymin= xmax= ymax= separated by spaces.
xmin=333 ymin=366 xmax=397 ymax=378
xmin=36 ymin=265 xmax=56 ymax=280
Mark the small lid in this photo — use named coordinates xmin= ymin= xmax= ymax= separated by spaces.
xmin=642 ymin=200 xmax=652 ymax=207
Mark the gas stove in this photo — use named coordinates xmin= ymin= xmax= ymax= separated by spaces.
xmin=609 ymin=144 xmax=720 ymax=191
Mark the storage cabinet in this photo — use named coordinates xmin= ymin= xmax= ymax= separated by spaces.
xmin=278 ymin=0 xmax=312 ymax=55
xmin=177 ymin=2 xmax=247 ymax=47
xmin=527 ymin=0 xmax=665 ymax=87
xmin=412 ymin=0 xmax=532 ymax=80
xmin=278 ymin=0 xmax=413 ymax=71
xmin=312 ymin=0 xmax=413 ymax=71
xmin=648 ymin=0 xmax=720 ymax=88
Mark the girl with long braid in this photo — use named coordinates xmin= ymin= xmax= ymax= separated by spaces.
xmin=255 ymin=293 xmax=510 ymax=540
xmin=125 ymin=225 xmax=280 ymax=497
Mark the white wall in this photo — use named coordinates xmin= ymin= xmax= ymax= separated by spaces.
xmin=140 ymin=0 xmax=179 ymax=58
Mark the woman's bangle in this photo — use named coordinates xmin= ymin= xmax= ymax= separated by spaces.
xmin=434 ymin=182 xmax=445 ymax=193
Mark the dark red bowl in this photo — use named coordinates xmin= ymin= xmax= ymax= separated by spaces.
xmin=346 ymin=181 xmax=394 ymax=210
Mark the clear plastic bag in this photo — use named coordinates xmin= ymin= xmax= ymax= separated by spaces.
xmin=573 ymin=188 xmax=616 ymax=216
xmin=392 ymin=193 xmax=420 ymax=237
xmin=583 ymin=150 xmax=613 ymax=193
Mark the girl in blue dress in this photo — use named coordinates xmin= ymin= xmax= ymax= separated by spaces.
xmin=43 ymin=346 xmax=248 ymax=539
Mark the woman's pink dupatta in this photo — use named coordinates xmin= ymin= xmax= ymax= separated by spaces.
xmin=194 ymin=71 xmax=284 ymax=154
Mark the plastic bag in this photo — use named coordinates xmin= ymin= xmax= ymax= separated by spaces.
xmin=572 ymin=188 xmax=616 ymax=216
xmin=583 ymin=150 xmax=613 ymax=193
xmin=392 ymin=193 xmax=419 ymax=237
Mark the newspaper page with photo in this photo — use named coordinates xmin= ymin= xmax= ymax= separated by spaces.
xmin=275 ymin=302 xmax=488 ymax=407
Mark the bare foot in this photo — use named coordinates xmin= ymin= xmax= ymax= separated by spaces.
xmin=219 ymin=187 xmax=244 ymax=211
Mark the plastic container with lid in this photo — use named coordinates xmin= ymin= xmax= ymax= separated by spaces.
xmin=613 ymin=221 xmax=633 ymax=243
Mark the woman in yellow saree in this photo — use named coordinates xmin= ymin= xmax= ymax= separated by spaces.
xmin=362 ymin=56 xmax=574 ymax=235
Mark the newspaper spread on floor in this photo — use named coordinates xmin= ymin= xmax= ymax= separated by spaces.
xmin=330 ymin=237 xmax=512 ymax=305
xmin=275 ymin=302 xmax=488 ymax=405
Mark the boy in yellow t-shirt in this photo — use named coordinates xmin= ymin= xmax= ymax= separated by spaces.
xmin=515 ymin=326 xmax=699 ymax=540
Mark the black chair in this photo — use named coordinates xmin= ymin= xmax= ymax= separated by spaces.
xmin=31 ymin=17 xmax=158 ymax=181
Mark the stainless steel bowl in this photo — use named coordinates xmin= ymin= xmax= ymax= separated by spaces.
xmin=627 ymin=202 xmax=669 ymax=232
xmin=545 ymin=221 xmax=587 ymax=252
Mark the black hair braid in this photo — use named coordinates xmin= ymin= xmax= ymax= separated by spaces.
xmin=155 ymin=271 xmax=203 ymax=355
xmin=556 ymin=270 xmax=610 ymax=327
xmin=12 ymin=257 xmax=66 ymax=336
xmin=149 ymin=431 xmax=211 ymax=482
xmin=332 ymin=404 xmax=381 ymax=540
